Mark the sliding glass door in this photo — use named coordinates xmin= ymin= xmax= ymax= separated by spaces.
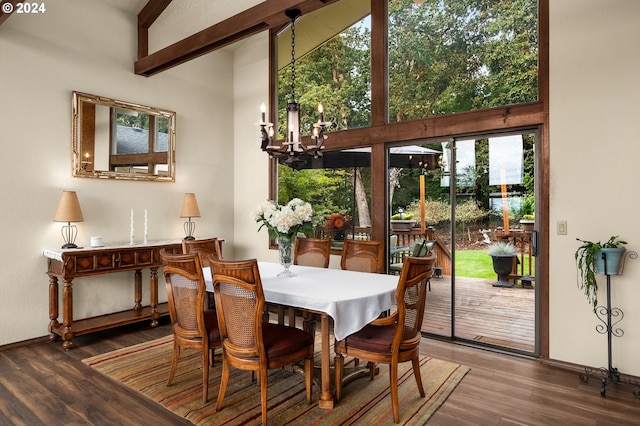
xmin=388 ymin=130 xmax=539 ymax=355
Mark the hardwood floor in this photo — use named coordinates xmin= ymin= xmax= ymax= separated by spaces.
xmin=1 ymin=319 xmax=638 ymax=425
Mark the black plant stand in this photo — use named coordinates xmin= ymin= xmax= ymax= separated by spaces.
xmin=579 ymin=251 xmax=640 ymax=398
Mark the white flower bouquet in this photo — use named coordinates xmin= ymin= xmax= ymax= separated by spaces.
xmin=252 ymin=198 xmax=315 ymax=241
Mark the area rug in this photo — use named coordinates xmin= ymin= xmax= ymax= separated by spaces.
xmin=83 ymin=335 xmax=469 ymax=425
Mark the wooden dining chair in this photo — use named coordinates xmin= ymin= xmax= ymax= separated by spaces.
xmin=160 ymin=250 xmax=221 ymax=404
xmin=294 ymin=237 xmax=332 ymax=268
xmin=291 ymin=237 xmax=332 ymax=330
xmin=208 ymin=258 xmax=314 ymax=425
xmin=182 ymin=237 xmax=223 ymax=266
xmin=334 ymin=253 xmax=437 ymax=423
xmin=341 ymin=239 xmax=384 ymax=273
xmin=183 ymin=238 xmax=223 ymax=309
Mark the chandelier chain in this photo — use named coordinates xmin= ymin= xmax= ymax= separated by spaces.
xmin=290 ymin=16 xmax=296 ymax=102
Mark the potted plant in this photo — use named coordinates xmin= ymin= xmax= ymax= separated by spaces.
xmin=390 ymin=209 xmax=416 ymax=231
xmin=325 ymin=212 xmax=352 ymax=241
xmin=488 ymin=241 xmax=517 ymax=288
xmin=519 ymin=214 xmax=535 ymax=232
xmin=575 ymin=235 xmax=627 ymax=310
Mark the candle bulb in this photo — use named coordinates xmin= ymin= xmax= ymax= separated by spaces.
xmin=318 ymin=103 xmax=324 ymax=122
xmin=260 ymin=103 xmax=266 ymax=123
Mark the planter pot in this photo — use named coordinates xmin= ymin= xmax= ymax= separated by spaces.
xmin=390 ymin=220 xmax=416 ymax=231
xmin=490 ymin=255 xmax=516 ymax=288
xmin=595 ymin=247 xmax=626 ymax=275
xmin=520 ymin=220 xmax=534 ymax=232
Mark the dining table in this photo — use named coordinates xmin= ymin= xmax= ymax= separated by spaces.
xmin=204 ymin=261 xmax=399 ymax=409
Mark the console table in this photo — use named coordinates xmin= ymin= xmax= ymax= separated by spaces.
xmin=43 ymin=240 xmax=182 ymax=349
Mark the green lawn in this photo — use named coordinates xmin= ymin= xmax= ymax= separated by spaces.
xmin=455 ymin=250 xmax=535 ymax=279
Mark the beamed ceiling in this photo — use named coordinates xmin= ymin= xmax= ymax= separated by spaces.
xmin=0 ymin=0 xmax=340 ymax=75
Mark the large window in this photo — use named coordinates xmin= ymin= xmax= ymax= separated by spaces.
xmin=276 ymin=6 xmax=371 ymax=137
xmin=388 ymin=0 xmax=538 ymax=122
xmin=273 ymin=0 xmax=542 ymax=242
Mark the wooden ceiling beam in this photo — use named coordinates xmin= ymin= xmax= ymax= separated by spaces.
xmin=138 ymin=0 xmax=174 ymax=59
xmin=135 ymin=0 xmax=338 ymax=77
xmin=139 ymin=0 xmax=173 ymax=28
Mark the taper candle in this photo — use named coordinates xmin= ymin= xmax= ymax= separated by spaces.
xmin=130 ymin=209 xmax=134 ymax=244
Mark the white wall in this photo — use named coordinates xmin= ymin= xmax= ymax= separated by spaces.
xmin=231 ymin=33 xmax=276 ymax=262
xmin=549 ymin=0 xmax=640 ymax=375
xmin=0 ymin=0 xmax=234 ymax=345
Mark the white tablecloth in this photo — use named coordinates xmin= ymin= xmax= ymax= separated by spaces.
xmin=204 ymin=261 xmax=398 ymax=340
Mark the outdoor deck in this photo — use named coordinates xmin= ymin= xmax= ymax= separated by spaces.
xmin=422 ymin=275 xmax=535 ymax=353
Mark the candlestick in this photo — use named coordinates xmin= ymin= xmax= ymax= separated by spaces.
xmin=144 ymin=209 xmax=148 ymax=244
xmin=260 ymin=103 xmax=266 ymax=123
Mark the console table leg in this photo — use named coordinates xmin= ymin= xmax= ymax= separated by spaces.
xmin=48 ymin=275 xmax=60 ymax=341
xmin=150 ymin=267 xmax=159 ymax=327
xmin=133 ymin=269 xmax=142 ymax=311
xmin=62 ymin=278 xmax=74 ymax=350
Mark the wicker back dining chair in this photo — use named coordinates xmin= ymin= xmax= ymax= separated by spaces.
xmin=294 ymin=237 xmax=332 ymax=268
xmin=208 ymin=258 xmax=315 ymax=425
xmin=334 ymin=253 xmax=436 ymax=423
xmin=182 ymin=237 xmax=223 ymax=267
xmin=341 ymin=239 xmax=384 ymax=273
xmin=183 ymin=238 xmax=223 ymax=309
xmin=160 ymin=250 xmax=221 ymax=403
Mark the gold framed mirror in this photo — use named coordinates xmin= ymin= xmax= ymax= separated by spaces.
xmin=72 ymin=91 xmax=176 ymax=182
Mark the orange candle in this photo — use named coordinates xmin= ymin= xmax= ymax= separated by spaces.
xmin=420 ymin=174 xmax=426 ymax=234
xmin=501 ymin=168 xmax=509 ymax=235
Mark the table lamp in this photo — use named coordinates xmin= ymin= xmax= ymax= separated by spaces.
xmin=53 ymin=190 xmax=84 ymax=249
xmin=180 ymin=193 xmax=200 ymax=240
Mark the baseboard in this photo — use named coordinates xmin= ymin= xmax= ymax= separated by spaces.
xmin=0 ymin=335 xmax=50 ymax=353
xmin=543 ymin=358 xmax=640 ymax=383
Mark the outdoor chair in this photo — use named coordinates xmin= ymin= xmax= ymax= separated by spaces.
xmin=390 ymin=239 xmax=435 ymax=290
xmin=335 ymin=253 xmax=436 ymax=423
xmin=160 ymin=250 xmax=221 ymax=404
xmin=208 ymin=258 xmax=314 ymax=425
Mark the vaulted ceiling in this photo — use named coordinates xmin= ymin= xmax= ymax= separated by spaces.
xmin=0 ymin=0 xmax=341 ymax=75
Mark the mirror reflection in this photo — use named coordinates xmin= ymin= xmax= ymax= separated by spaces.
xmin=72 ymin=92 xmax=176 ymax=182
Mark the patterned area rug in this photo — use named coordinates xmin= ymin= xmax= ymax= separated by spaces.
xmin=83 ymin=335 xmax=469 ymax=425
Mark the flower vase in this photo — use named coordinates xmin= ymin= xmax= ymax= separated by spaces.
xmin=277 ymin=236 xmax=294 ymax=277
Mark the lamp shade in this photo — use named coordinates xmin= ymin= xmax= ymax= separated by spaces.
xmin=53 ymin=191 xmax=84 ymax=223
xmin=180 ymin=193 xmax=201 ymax=218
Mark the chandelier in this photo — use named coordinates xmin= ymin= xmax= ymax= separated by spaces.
xmin=259 ymin=9 xmax=330 ymax=169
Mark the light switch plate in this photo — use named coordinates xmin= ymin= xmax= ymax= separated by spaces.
xmin=557 ymin=221 xmax=567 ymax=235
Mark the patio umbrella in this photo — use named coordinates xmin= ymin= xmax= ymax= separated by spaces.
xmin=277 ymin=145 xmax=441 ymax=236
xmin=278 ymin=145 xmax=441 ymax=169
